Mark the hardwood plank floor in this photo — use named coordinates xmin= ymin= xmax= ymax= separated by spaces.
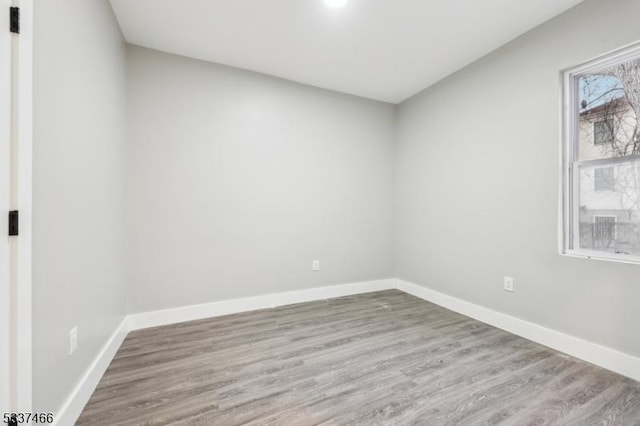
xmin=77 ymin=290 xmax=640 ymax=425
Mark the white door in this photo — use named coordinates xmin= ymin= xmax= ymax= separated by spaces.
xmin=1 ymin=0 xmax=15 ymax=414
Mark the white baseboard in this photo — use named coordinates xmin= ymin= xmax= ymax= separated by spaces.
xmin=52 ymin=317 xmax=130 ymax=426
xmin=128 ymin=279 xmax=396 ymax=331
xmin=396 ymin=279 xmax=640 ymax=383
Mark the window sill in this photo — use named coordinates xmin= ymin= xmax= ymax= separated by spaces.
xmin=560 ymin=250 xmax=640 ymax=265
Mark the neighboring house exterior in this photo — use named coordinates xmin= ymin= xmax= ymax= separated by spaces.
xmin=578 ymin=97 xmax=640 ymax=255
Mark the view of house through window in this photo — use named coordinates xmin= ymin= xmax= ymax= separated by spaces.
xmin=594 ymin=119 xmax=615 ymax=145
xmin=565 ymin=49 xmax=640 ymax=260
xmin=594 ymin=167 xmax=615 ymax=192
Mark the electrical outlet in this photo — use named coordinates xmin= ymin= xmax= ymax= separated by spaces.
xmin=504 ymin=276 xmax=514 ymax=292
xmin=69 ymin=327 xmax=78 ymax=355
xmin=312 ymin=260 xmax=320 ymax=271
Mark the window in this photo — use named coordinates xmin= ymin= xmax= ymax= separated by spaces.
xmin=594 ymin=167 xmax=615 ymax=192
xmin=593 ymin=216 xmax=616 ymax=245
xmin=561 ymin=42 xmax=640 ymax=263
xmin=594 ymin=119 xmax=614 ymax=145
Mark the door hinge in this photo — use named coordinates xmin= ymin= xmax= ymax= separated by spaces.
xmin=8 ymin=210 xmax=18 ymax=236
xmin=10 ymin=6 xmax=19 ymax=34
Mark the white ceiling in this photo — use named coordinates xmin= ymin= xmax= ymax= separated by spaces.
xmin=109 ymin=0 xmax=582 ymax=104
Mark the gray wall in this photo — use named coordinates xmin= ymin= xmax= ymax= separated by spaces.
xmin=394 ymin=0 xmax=640 ymax=357
xmin=33 ymin=0 xmax=128 ymax=413
xmin=126 ymin=46 xmax=394 ymax=313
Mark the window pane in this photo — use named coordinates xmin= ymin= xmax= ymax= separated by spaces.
xmin=593 ymin=216 xmax=616 ymax=243
xmin=594 ymin=167 xmax=615 ymax=192
xmin=578 ymin=161 xmax=640 ymax=255
xmin=593 ymin=119 xmax=614 ymax=145
xmin=578 ymin=68 xmax=639 ymax=161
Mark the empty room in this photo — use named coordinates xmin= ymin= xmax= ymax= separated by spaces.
xmin=3 ymin=0 xmax=640 ymax=424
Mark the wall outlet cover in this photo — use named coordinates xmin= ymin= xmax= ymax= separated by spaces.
xmin=504 ymin=277 xmax=514 ymax=292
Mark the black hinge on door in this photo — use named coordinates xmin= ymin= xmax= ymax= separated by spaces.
xmin=10 ymin=6 xmax=19 ymax=34
xmin=8 ymin=210 xmax=18 ymax=236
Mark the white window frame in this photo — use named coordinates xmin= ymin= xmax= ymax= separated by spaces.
xmin=560 ymin=41 xmax=640 ymax=265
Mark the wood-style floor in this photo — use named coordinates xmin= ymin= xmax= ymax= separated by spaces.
xmin=77 ymin=290 xmax=640 ymax=425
